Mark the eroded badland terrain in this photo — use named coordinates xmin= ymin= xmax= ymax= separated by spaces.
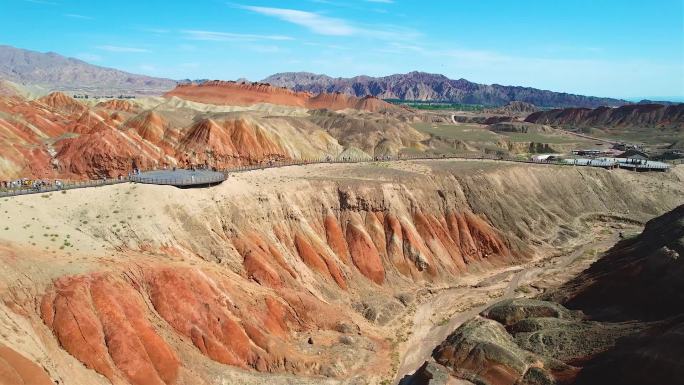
xmin=0 ymin=74 xmax=683 ymax=385
xmin=0 ymin=159 xmax=682 ymax=385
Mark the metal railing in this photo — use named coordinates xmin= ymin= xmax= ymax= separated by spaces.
xmin=0 ymin=177 xmax=128 ymax=198
xmin=0 ymin=153 xmax=673 ymax=198
xmin=130 ymin=175 xmax=226 ymax=186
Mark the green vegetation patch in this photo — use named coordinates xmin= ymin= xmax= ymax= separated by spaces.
xmin=413 ymin=123 xmax=500 ymax=142
xmin=386 ymin=99 xmax=487 ymax=111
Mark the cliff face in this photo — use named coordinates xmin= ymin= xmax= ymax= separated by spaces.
xmin=0 ymin=161 xmax=682 ymax=385
xmin=418 ymin=197 xmax=684 ymax=385
xmin=164 ymin=81 xmax=402 ymax=112
xmin=525 ymin=103 xmax=684 ymax=130
xmin=262 ymin=71 xmax=628 ymax=108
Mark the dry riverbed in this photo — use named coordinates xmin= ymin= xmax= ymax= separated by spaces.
xmin=391 ymin=217 xmax=640 ymax=383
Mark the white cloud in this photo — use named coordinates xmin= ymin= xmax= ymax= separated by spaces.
xmin=365 ymin=0 xmax=393 ymax=3
xmin=96 ymin=45 xmax=150 ymax=53
xmin=238 ymin=5 xmax=417 ymax=40
xmin=64 ymin=13 xmax=93 ymax=20
xmin=240 ymin=5 xmax=356 ymax=36
xmin=181 ymin=30 xmax=294 ymax=42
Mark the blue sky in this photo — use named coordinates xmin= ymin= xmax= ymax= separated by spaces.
xmin=2 ymin=0 xmax=683 ymax=99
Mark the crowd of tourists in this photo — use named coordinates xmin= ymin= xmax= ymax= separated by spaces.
xmin=1 ymin=178 xmax=63 ymax=191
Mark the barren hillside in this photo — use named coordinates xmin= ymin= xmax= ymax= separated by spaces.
xmin=262 ymin=71 xmax=628 ymax=108
xmin=0 ymin=160 xmax=682 ymax=385
xmin=0 ymin=45 xmax=176 ymax=95
xmin=0 ymin=91 xmax=422 ymax=179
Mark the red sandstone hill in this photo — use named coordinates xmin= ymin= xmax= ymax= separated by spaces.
xmin=0 ymin=89 xmax=423 ymax=179
xmin=166 ymin=81 xmax=312 ymax=107
xmin=525 ymin=103 xmax=684 ymax=130
xmin=96 ymin=99 xmax=140 ymax=113
xmin=124 ymin=110 xmax=168 ymax=143
xmin=35 ymin=91 xmax=88 ymax=114
xmin=164 ymin=81 xmax=402 ymax=112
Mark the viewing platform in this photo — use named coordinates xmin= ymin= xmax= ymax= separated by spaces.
xmin=130 ymin=169 xmax=226 ymax=188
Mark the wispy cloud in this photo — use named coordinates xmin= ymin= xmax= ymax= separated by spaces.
xmin=365 ymin=0 xmax=393 ymax=3
xmin=96 ymin=45 xmax=150 ymax=53
xmin=181 ymin=29 xmax=294 ymax=42
xmin=64 ymin=13 xmax=93 ymax=20
xmin=239 ymin=5 xmax=356 ymax=36
xmin=237 ymin=5 xmax=416 ymax=40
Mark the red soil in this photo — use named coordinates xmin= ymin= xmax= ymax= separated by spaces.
xmin=41 ymin=274 xmax=180 ymax=385
xmin=35 ymin=92 xmax=88 ymax=114
xmin=166 ymin=81 xmax=311 ymax=108
xmin=0 ymin=344 xmax=53 ymax=385
xmin=125 ymin=111 xmax=167 ymax=143
xmin=324 ymin=214 xmax=351 ymax=264
xmin=179 ymin=118 xmax=287 ymax=167
xmin=294 ymin=232 xmax=347 ymax=289
xmin=96 ymin=99 xmax=140 ymax=113
xmin=345 ymin=218 xmax=385 ymax=284
xmin=165 ymin=81 xmax=400 ymax=112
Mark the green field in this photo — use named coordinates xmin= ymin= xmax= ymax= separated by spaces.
xmin=413 ymin=123 xmax=500 ymax=142
xmin=588 ymin=127 xmax=683 ymax=146
xmin=386 ymin=100 xmax=486 ymax=112
xmin=501 ymin=132 xmax=589 ymax=144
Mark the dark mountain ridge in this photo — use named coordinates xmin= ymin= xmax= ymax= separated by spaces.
xmin=525 ymin=103 xmax=684 ymax=130
xmin=262 ymin=71 xmax=629 ymax=108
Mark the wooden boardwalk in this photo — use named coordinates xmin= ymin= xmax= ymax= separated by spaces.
xmin=0 ymin=154 xmax=674 ymax=198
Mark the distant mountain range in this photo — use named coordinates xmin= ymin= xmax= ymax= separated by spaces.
xmin=0 ymin=45 xmax=176 ymax=95
xmin=0 ymin=45 xmax=646 ymax=107
xmin=262 ymin=71 xmax=629 ymax=108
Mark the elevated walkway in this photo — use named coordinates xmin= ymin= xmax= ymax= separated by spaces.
xmin=130 ymin=169 xmax=225 ymax=188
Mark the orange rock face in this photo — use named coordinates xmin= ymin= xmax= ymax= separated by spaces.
xmin=145 ymin=267 xmax=259 ymax=368
xmin=384 ymin=213 xmax=413 ymax=277
xmin=306 ymin=93 xmax=399 ymax=112
xmin=39 ymin=265 xmax=355 ymax=381
xmin=294 ymin=233 xmax=347 ymax=289
xmin=166 ymin=81 xmax=311 ymax=108
xmin=234 ymin=235 xmax=285 ymax=288
xmin=41 ymin=274 xmax=180 ymax=385
xmin=345 ymin=218 xmax=385 ymax=284
xmin=35 ymin=91 xmax=88 ymax=114
xmin=0 ymin=345 xmax=53 ymax=385
xmin=179 ymin=118 xmax=286 ymax=166
xmin=165 ymin=81 xmax=400 ymax=112
xmin=324 ymin=214 xmax=351 ymax=264
xmin=125 ymin=111 xmax=167 ymax=143
xmin=0 ymin=92 xmax=299 ymax=179
xmin=96 ymin=99 xmax=140 ymax=113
